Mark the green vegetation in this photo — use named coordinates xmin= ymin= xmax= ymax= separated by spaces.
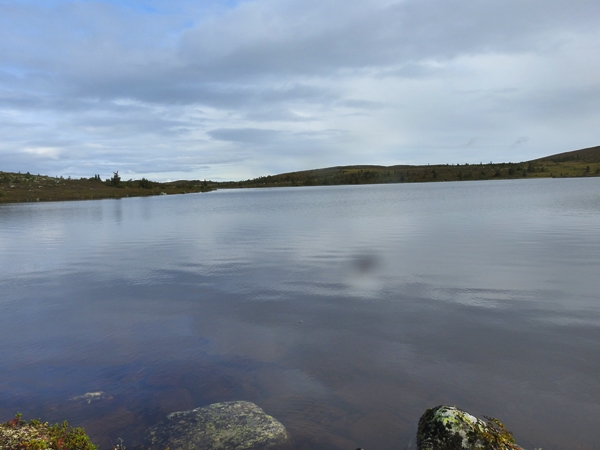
xmin=0 ymin=413 xmax=97 ymax=450
xmin=108 ymin=171 xmax=122 ymax=187
xmin=216 ymin=145 xmax=600 ymax=189
xmin=0 ymin=172 xmax=215 ymax=204
xmin=138 ymin=178 xmax=152 ymax=189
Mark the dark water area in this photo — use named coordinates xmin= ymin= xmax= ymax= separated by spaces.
xmin=1 ymin=178 xmax=600 ymax=450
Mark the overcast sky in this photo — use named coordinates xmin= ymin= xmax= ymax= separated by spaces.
xmin=1 ymin=0 xmax=599 ymax=181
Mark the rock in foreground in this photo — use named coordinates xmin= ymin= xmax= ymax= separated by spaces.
xmin=417 ymin=405 xmax=521 ymax=450
xmin=143 ymin=401 xmax=290 ymax=450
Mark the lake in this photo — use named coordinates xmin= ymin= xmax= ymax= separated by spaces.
xmin=1 ymin=178 xmax=599 ymax=450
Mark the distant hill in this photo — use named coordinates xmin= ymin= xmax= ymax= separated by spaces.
xmin=533 ymin=145 xmax=600 ymax=163
xmin=1 ymin=145 xmax=599 ymax=204
xmin=216 ymin=145 xmax=600 ymax=189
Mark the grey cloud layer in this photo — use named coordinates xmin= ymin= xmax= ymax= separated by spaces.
xmin=5 ymin=0 xmax=596 ymax=99
xmin=180 ymin=0 xmax=597 ymax=78
xmin=0 ymin=0 xmax=598 ymax=179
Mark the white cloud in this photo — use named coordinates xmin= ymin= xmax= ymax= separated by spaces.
xmin=0 ymin=0 xmax=598 ymax=180
xmin=22 ymin=146 xmax=63 ymax=160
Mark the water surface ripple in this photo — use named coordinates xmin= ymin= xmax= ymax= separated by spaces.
xmin=1 ymin=178 xmax=599 ymax=450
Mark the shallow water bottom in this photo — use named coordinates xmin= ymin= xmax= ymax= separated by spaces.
xmin=1 ymin=180 xmax=600 ymax=450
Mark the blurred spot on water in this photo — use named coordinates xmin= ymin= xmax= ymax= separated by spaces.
xmin=342 ymin=253 xmax=384 ymax=298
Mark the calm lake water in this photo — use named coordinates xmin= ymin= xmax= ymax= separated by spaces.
xmin=1 ymin=178 xmax=600 ymax=450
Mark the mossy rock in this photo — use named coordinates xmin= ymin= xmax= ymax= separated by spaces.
xmin=143 ymin=401 xmax=290 ymax=450
xmin=417 ymin=406 xmax=521 ymax=450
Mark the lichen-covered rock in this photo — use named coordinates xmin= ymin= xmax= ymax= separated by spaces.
xmin=143 ymin=401 xmax=290 ymax=450
xmin=417 ymin=405 xmax=521 ymax=450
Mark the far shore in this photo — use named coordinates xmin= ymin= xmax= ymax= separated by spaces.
xmin=2 ymin=145 xmax=599 ymax=204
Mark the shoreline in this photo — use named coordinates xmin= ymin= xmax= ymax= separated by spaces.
xmin=2 ymin=145 xmax=599 ymax=204
xmin=0 ymin=173 xmax=214 ymax=205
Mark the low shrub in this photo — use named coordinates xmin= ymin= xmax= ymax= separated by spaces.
xmin=0 ymin=413 xmax=97 ymax=450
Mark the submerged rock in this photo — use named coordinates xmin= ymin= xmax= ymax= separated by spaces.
xmin=143 ymin=401 xmax=290 ymax=450
xmin=68 ymin=391 xmax=110 ymax=404
xmin=417 ymin=405 xmax=521 ymax=450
